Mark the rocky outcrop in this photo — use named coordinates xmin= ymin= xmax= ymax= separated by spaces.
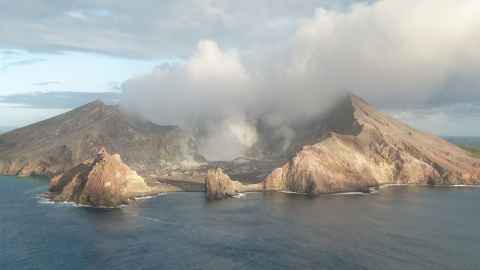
xmin=264 ymin=95 xmax=480 ymax=195
xmin=0 ymin=101 xmax=205 ymax=179
xmin=205 ymin=168 xmax=262 ymax=200
xmin=48 ymin=148 xmax=158 ymax=207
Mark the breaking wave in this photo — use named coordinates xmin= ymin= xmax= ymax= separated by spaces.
xmin=34 ymin=193 xmax=126 ymax=209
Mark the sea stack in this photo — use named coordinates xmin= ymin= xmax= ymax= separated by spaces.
xmin=205 ymin=168 xmax=262 ymax=200
xmin=264 ymin=94 xmax=480 ymax=194
xmin=48 ymin=147 xmax=153 ymax=207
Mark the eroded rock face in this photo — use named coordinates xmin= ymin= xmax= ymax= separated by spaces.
xmin=264 ymin=95 xmax=480 ymax=194
xmin=48 ymin=148 xmax=153 ymax=207
xmin=205 ymin=168 xmax=262 ymax=200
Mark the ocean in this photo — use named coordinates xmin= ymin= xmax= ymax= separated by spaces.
xmin=1 ymin=175 xmax=479 ymax=270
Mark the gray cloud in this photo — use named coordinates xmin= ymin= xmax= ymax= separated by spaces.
xmin=290 ymin=0 xmax=480 ymax=110
xmin=3 ymin=0 xmax=478 ymax=108
xmin=0 ymin=0 xmax=370 ymax=58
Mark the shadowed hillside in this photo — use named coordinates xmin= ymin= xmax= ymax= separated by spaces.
xmin=0 ymin=101 xmax=205 ymax=179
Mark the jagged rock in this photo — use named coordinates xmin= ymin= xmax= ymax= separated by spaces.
xmin=0 ymin=100 xmax=205 ymax=179
xmin=205 ymin=168 xmax=262 ymax=200
xmin=264 ymin=95 xmax=480 ymax=194
xmin=48 ymin=147 xmax=156 ymax=207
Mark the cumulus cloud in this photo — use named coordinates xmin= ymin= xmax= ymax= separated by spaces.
xmin=123 ymin=40 xmax=252 ymax=124
xmin=292 ymin=0 xmax=480 ymax=108
xmin=123 ymin=40 xmax=258 ymax=160
xmin=122 ymin=0 xmax=480 ymax=160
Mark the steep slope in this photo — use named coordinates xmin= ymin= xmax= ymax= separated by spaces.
xmin=0 ymin=101 xmax=204 ymax=178
xmin=48 ymin=148 xmax=164 ymax=207
xmin=264 ymin=95 xmax=480 ymax=194
xmin=205 ymin=168 xmax=262 ymax=200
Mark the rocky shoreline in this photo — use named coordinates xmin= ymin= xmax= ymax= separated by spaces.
xmin=47 ymin=148 xmax=175 ymax=207
xmin=3 ymin=95 xmax=480 ymax=205
xmin=205 ymin=168 xmax=263 ymax=200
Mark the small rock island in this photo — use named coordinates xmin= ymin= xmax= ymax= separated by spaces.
xmin=205 ymin=168 xmax=262 ymax=200
xmin=48 ymin=147 xmax=157 ymax=207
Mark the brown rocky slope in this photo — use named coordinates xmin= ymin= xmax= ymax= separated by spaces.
xmin=0 ymin=100 xmax=205 ymax=179
xmin=263 ymin=95 xmax=480 ymax=194
xmin=48 ymin=148 xmax=172 ymax=207
xmin=205 ymin=168 xmax=262 ymax=200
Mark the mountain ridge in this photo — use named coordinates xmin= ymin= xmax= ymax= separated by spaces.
xmin=0 ymin=100 xmax=204 ymax=178
xmin=263 ymin=94 xmax=480 ymax=194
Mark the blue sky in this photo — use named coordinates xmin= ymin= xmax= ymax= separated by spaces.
xmin=0 ymin=49 xmax=165 ymax=128
xmin=0 ymin=49 xmax=166 ymax=95
xmin=1 ymin=0 xmax=480 ymax=136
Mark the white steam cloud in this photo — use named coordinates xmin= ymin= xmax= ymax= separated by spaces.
xmin=122 ymin=0 xmax=480 ymax=160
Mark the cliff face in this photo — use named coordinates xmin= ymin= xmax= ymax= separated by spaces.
xmin=264 ymin=95 xmax=480 ymax=194
xmin=205 ymin=168 xmax=262 ymax=200
xmin=0 ymin=101 xmax=205 ymax=179
xmin=48 ymin=148 xmax=156 ymax=207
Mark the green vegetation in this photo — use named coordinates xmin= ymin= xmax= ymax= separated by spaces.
xmin=458 ymin=145 xmax=480 ymax=158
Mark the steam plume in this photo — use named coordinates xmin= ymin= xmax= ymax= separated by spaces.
xmin=122 ymin=0 xmax=480 ymax=160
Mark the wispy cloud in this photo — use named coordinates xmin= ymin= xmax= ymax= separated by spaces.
xmin=65 ymin=10 xmax=89 ymax=21
xmin=0 ymin=58 xmax=45 ymax=71
xmin=0 ymin=91 xmax=121 ymax=109
xmin=107 ymin=81 xmax=122 ymax=92
xmin=32 ymin=81 xmax=61 ymax=86
xmin=1 ymin=50 xmax=21 ymax=57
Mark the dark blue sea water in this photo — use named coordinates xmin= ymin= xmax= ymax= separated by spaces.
xmin=1 ymin=176 xmax=479 ymax=270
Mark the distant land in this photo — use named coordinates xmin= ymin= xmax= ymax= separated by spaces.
xmin=444 ymin=137 xmax=480 ymax=158
xmin=444 ymin=136 xmax=480 ymax=147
